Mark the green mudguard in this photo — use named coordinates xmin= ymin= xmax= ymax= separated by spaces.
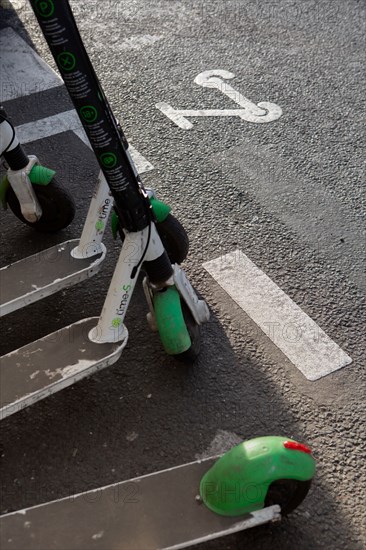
xmin=28 ymin=164 xmax=55 ymax=185
xmin=0 ymin=164 xmax=55 ymax=208
xmin=200 ymin=436 xmax=316 ymax=516
xmin=153 ymin=286 xmax=191 ymax=355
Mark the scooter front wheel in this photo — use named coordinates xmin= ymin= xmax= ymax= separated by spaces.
xmin=155 ymin=213 xmax=189 ymax=265
xmin=264 ymin=478 xmax=312 ymax=516
xmin=6 ymin=178 xmax=75 ymax=232
xmin=153 ymin=285 xmax=201 ymax=363
xmin=175 ymin=300 xmax=201 ymax=362
xmin=116 ymin=212 xmax=189 ymax=265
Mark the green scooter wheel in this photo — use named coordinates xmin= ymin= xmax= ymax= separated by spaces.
xmin=153 ymin=285 xmax=201 ymax=363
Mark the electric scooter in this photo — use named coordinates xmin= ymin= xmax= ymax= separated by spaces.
xmin=0 ymin=436 xmax=316 ymax=549
xmin=0 ymin=108 xmax=186 ymax=316
xmin=0 ymin=3 xmax=316 ymax=547
xmin=0 ymin=0 xmax=209 ymax=420
xmin=0 ymin=105 xmax=75 ymax=231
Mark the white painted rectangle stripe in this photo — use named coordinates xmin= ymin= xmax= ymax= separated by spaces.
xmin=203 ymin=250 xmax=352 ymax=381
xmin=0 ymin=27 xmax=61 ymax=102
xmin=15 ymin=111 xmax=154 ymax=174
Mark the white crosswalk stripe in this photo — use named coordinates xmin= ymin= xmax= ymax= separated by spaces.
xmin=203 ymin=250 xmax=352 ymax=381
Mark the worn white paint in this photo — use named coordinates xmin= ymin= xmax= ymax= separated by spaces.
xmin=0 ymin=27 xmax=61 ymax=102
xmin=195 ymin=70 xmax=268 ymax=115
xmin=195 ymin=430 xmax=242 ymax=460
xmin=15 ymin=111 xmax=154 ymax=174
xmin=156 ymin=70 xmax=282 ymax=129
xmin=203 ymin=250 xmax=352 ymax=381
xmin=0 ymin=318 xmax=127 ymax=420
xmin=116 ymin=34 xmax=163 ymax=50
xmin=0 ymin=240 xmax=106 ymax=318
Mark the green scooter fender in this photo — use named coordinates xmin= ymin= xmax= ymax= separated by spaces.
xmin=28 ymin=164 xmax=56 ymax=186
xmin=200 ymin=436 xmax=316 ymax=516
xmin=0 ymin=164 xmax=55 ymax=209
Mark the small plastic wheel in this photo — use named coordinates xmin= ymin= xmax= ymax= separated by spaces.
xmin=6 ymin=178 xmax=75 ymax=233
xmin=156 ymin=214 xmax=189 ymax=265
xmin=264 ymin=478 xmax=312 ymax=516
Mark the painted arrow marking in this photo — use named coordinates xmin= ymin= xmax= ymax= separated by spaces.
xmin=156 ymin=70 xmax=282 ymax=129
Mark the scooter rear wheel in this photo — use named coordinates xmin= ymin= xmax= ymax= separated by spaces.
xmin=6 ymin=178 xmax=75 ymax=232
xmin=264 ymin=478 xmax=312 ymax=515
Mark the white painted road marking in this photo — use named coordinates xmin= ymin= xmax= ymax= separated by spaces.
xmin=203 ymin=250 xmax=352 ymax=381
xmin=195 ymin=430 xmax=242 ymax=460
xmin=156 ymin=70 xmax=282 ymax=129
xmin=15 ymin=111 xmax=154 ymax=174
xmin=0 ymin=26 xmax=153 ymax=174
xmin=0 ymin=27 xmax=61 ymax=102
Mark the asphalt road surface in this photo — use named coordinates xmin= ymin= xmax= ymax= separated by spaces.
xmin=0 ymin=1 xmax=365 ymax=549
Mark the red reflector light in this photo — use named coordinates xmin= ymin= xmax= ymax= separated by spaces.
xmin=283 ymin=441 xmax=312 ymax=454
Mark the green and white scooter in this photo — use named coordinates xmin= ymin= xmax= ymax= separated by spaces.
xmin=0 ymin=3 xmax=316 ymax=547
xmin=0 ymin=106 xmax=75 ymax=233
xmin=0 ymin=436 xmax=316 ymax=549
xmin=0 ymin=0 xmax=209 ymax=420
xmin=0 ymin=105 xmax=102 ymax=320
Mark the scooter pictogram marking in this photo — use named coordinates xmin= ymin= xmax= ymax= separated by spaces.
xmin=156 ymin=70 xmax=282 ymax=129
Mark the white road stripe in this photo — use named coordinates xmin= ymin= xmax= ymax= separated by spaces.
xmin=203 ymin=250 xmax=352 ymax=381
xmin=195 ymin=430 xmax=242 ymax=460
xmin=73 ymin=127 xmax=154 ymax=174
xmin=1 ymin=26 xmax=153 ymax=173
xmin=15 ymin=111 xmax=154 ymax=174
xmin=0 ymin=27 xmax=61 ymax=102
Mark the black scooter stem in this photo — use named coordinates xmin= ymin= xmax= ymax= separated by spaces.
xmin=29 ymin=0 xmax=150 ymax=232
xmin=0 ymin=106 xmax=29 ymax=170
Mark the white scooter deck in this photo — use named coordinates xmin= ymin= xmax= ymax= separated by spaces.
xmin=0 ymin=457 xmax=280 ymax=550
xmin=0 ymin=317 xmax=127 ymax=419
xmin=0 ymin=240 xmax=106 ymax=316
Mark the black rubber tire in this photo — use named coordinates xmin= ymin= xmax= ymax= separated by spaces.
xmin=174 ymin=300 xmax=201 ymax=364
xmin=156 ymin=214 xmax=189 ymax=265
xmin=117 ymin=213 xmax=189 ymax=265
xmin=264 ymin=478 xmax=312 ymax=516
xmin=6 ymin=178 xmax=75 ymax=233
